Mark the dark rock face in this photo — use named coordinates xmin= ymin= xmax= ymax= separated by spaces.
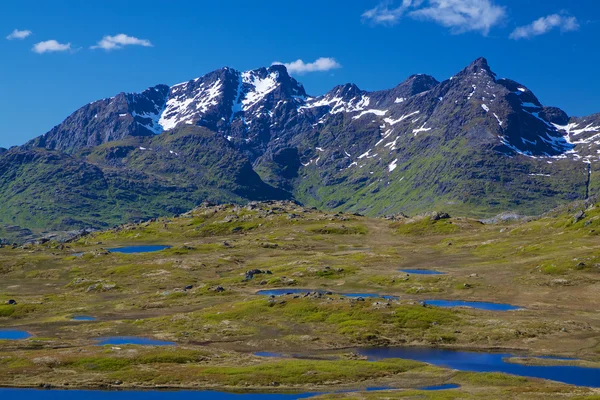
xmin=370 ymin=74 xmax=439 ymax=108
xmin=2 ymin=57 xmax=600 ymax=236
xmin=28 ymin=85 xmax=170 ymax=153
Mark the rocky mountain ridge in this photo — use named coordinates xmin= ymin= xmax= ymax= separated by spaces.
xmin=2 ymin=57 xmax=599 ymax=240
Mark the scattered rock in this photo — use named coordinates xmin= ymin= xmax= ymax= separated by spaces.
xmin=428 ymin=211 xmax=451 ymax=221
xmin=86 ymin=283 xmax=116 ymax=293
xmin=243 ymin=269 xmax=272 ymax=281
xmin=573 ymin=210 xmax=585 ymax=223
xmin=344 ymin=352 xmax=368 ymax=360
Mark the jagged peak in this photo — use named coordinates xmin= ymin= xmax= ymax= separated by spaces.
xmin=266 ymin=63 xmax=290 ymax=75
xmin=328 ymin=83 xmax=364 ymax=99
xmin=397 ymin=74 xmax=439 ymax=93
xmin=406 ymin=73 xmax=438 ymax=83
xmin=457 ymin=57 xmax=496 ymax=79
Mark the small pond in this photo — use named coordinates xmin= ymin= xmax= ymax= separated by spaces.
xmin=71 ymin=316 xmax=97 ymax=321
xmin=424 ymin=299 xmax=522 ymax=311
xmin=400 ymin=269 xmax=445 ymax=275
xmin=108 ymin=245 xmax=171 ymax=254
xmin=0 ymin=330 xmax=31 ymax=340
xmin=96 ymin=337 xmax=176 ymax=346
xmin=358 ymin=347 xmax=600 ymax=388
xmin=419 ymin=383 xmax=461 ymax=391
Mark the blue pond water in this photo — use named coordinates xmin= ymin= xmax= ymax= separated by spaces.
xmin=419 ymin=384 xmax=461 ymax=391
xmin=72 ymin=316 xmax=97 ymax=321
xmin=108 ymin=245 xmax=171 ymax=254
xmin=424 ymin=299 xmax=522 ymax=311
xmin=255 ymin=352 xmax=285 ymax=358
xmin=256 ymin=289 xmax=398 ymax=300
xmin=0 ymin=389 xmax=315 ymax=400
xmin=96 ymin=337 xmax=175 ymax=346
xmin=400 ymin=269 xmax=445 ymax=275
xmin=0 ymin=330 xmax=32 ymax=340
xmin=358 ymin=347 xmax=600 ymax=388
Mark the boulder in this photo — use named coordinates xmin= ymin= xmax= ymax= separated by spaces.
xmin=573 ymin=211 xmax=585 ymax=223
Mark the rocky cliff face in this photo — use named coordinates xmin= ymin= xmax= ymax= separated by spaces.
xmin=4 ymin=57 xmax=600 ymax=236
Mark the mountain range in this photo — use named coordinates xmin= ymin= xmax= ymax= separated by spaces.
xmin=2 ymin=57 xmax=599 ymax=241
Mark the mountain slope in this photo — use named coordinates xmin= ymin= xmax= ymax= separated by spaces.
xmin=266 ymin=58 xmax=590 ymax=216
xmin=2 ymin=126 xmax=289 ymax=236
xmin=3 ymin=57 xmax=600 ymax=238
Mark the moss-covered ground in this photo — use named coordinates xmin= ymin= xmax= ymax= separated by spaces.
xmin=0 ymin=201 xmax=599 ymax=397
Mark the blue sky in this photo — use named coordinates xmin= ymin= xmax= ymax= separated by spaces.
xmin=1 ymin=0 xmax=598 ymax=148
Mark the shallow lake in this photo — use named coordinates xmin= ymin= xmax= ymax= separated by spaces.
xmin=399 ymin=269 xmax=445 ymax=275
xmin=96 ymin=337 xmax=175 ymax=346
xmin=358 ymin=347 xmax=600 ymax=388
xmin=256 ymin=289 xmax=398 ymax=300
xmin=72 ymin=316 xmax=96 ymax=321
xmin=424 ymin=299 xmax=522 ymax=311
xmin=0 ymin=330 xmax=32 ymax=340
xmin=108 ymin=245 xmax=171 ymax=254
xmin=419 ymin=383 xmax=460 ymax=390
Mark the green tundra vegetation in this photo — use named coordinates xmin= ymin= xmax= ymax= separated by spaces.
xmin=0 ymin=201 xmax=599 ymax=398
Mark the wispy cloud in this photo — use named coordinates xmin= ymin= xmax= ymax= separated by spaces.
xmin=273 ymin=57 xmax=342 ymax=75
xmin=510 ymin=13 xmax=579 ymax=40
xmin=6 ymin=29 xmax=32 ymax=40
xmin=362 ymin=0 xmax=421 ymax=25
xmin=32 ymin=40 xmax=71 ymax=54
xmin=91 ymin=34 xmax=153 ymax=50
xmin=362 ymin=0 xmax=506 ymax=35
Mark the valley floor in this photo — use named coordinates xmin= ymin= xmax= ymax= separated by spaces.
xmin=1 ymin=201 xmax=599 ymax=398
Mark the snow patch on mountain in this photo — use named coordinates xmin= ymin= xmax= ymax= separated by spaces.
xmin=352 ymin=109 xmax=388 ymax=120
xmin=383 ymin=111 xmax=420 ymax=126
xmin=132 ymin=110 xmax=163 ymax=134
xmin=302 ymin=94 xmax=372 ymax=115
xmin=493 ymin=113 xmax=503 ymax=127
xmin=241 ymin=70 xmax=279 ymax=110
xmin=159 ymin=79 xmax=223 ymax=130
xmin=553 ymin=122 xmax=600 ymax=143
xmin=413 ymin=123 xmax=431 ymax=136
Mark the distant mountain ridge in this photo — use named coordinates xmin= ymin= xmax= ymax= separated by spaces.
xmin=3 ymin=57 xmax=600 ymax=240
xmin=26 ymin=58 xmax=600 ymax=161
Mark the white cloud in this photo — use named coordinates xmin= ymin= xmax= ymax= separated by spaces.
xmin=273 ymin=57 xmax=342 ymax=75
xmin=32 ymin=40 xmax=71 ymax=54
xmin=6 ymin=29 xmax=32 ymax=40
xmin=362 ymin=0 xmax=505 ymax=35
xmin=510 ymin=14 xmax=579 ymax=40
xmin=411 ymin=0 xmax=506 ymax=35
xmin=362 ymin=0 xmax=422 ymax=25
xmin=91 ymin=34 xmax=153 ymax=50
